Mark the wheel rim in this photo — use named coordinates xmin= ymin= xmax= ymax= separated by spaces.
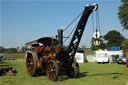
xmin=26 ymin=54 xmax=34 ymax=76
xmin=70 ymin=64 xmax=78 ymax=76
xmin=68 ymin=62 xmax=79 ymax=78
xmin=47 ymin=62 xmax=57 ymax=80
xmin=72 ymin=64 xmax=77 ymax=74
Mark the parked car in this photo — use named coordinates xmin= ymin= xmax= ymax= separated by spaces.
xmin=7 ymin=57 xmax=15 ymax=60
xmin=0 ymin=54 xmax=4 ymax=63
xmin=117 ymin=53 xmax=126 ymax=64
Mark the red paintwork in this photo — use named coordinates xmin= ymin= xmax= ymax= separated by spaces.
xmin=37 ymin=58 xmax=42 ymax=69
xmin=40 ymin=48 xmax=44 ymax=52
xmin=45 ymin=47 xmax=51 ymax=52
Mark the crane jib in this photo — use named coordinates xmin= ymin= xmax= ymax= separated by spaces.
xmin=63 ymin=3 xmax=98 ymax=66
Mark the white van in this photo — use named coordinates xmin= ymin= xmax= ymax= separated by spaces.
xmin=96 ymin=50 xmax=109 ymax=63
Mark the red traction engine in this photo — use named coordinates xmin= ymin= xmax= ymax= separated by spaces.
xmin=25 ymin=3 xmax=98 ymax=81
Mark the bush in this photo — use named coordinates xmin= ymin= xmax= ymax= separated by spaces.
xmin=122 ymin=39 xmax=128 ymax=52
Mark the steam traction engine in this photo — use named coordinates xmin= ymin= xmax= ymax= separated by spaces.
xmin=25 ymin=3 xmax=98 ymax=81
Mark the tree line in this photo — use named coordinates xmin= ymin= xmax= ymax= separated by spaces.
xmin=0 ymin=46 xmax=31 ymax=53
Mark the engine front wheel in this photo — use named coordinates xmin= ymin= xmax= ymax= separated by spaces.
xmin=26 ymin=52 xmax=39 ymax=76
xmin=46 ymin=60 xmax=59 ymax=81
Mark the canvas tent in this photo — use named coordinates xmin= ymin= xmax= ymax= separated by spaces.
xmin=95 ymin=50 xmax=109 ymax=63
xmin=95 ymin=50 xmax=124 ymax=64
xmin=108 ymin=51 xmax=123 ymax=64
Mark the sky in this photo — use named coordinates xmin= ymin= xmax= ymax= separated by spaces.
xmin=0 ymin=0 xmax=128 ymax=48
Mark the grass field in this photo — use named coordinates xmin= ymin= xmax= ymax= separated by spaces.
xmin=0 ymin=52 xmax=128 ymax=85
xmin=0 ymin=60 xmax=128 ymax=85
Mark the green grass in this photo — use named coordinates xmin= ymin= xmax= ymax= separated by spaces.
xmin=0 ymin=61 xmax=128 ymax=85
xmin=0 ymin=53 xmax=128 ymax=85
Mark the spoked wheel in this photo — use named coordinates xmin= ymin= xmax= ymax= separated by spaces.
xmin=67 ymin=61 xmax=79 ymax=78
xmin=26 ymin=52 xmax=38 ymax=76
xmin=46 ymin=60 xmax=59 ymax=81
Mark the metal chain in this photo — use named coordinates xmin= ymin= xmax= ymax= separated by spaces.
xmin=97 ymin=9 xmax=101 ymax=34
xmin=96 ymin=9 xmax=101 ymax=34
xmin=92 ymin=12 xmax=94 ymax=34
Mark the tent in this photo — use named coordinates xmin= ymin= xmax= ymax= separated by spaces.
xmin=95 ymin=49 xmax=124 ymax=64
xmin=108 ymin=51 xmax=123 ymax=64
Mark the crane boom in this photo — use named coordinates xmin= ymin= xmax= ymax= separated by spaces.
xmin=63 ymin=3 xmax=98 ymax=66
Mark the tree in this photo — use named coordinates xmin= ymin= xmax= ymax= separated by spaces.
xmin=0 ymin=46 xmax=5 ymax=52
xmin=81 ymin=45 xmax=86 ymax=49
xmin=118 ymin=0 xmax=128 ymax=30
xmin=122 ymin=39 xmax=128 ymax=52
xmin=91 ymin=36 xmax=106 ymax=51
xmin=104 ymin=30 xmax=125 ymax=48
xmin=21 ymin=46 xmax=30 ymax=53
xmin=8 ymin=48 xmax=17 ymax=53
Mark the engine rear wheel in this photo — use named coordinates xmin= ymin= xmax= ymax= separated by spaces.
xmin=46 ymin=60 xmax=59 ymax=81
xmin=26 ymin=52 xmax=39 ymax=76
xmin=67 ymin=61 xmax=79 ymax=78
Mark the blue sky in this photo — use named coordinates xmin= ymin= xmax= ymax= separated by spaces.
xmin=1 ymin=0 xmax=128 ymax=48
